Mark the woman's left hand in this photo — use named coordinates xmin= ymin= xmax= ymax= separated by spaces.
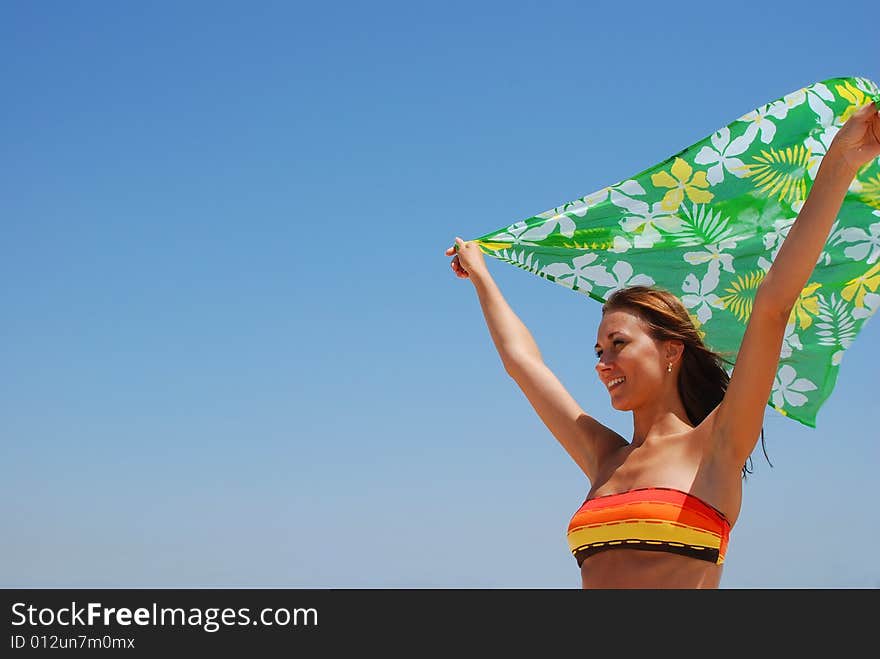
xmin=828 ymin=101 xmax=880 ymax=172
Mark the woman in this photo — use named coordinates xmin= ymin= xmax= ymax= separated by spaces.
xmin=445 ymin=101 xmax=880 ymax=589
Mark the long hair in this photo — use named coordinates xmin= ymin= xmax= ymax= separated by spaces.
xmin=602 ymin=285 xmax=771 ymax=479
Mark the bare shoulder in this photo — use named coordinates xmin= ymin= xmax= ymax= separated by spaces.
xmin=578 ymin=414 xmax=629 ymax=462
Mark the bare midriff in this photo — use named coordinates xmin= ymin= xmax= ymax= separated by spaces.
xmin=580 ymin=549 xmax=723 ymax=589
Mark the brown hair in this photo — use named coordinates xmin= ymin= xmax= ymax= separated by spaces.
xmin=601 ymin=285 xmax=770 ymax=479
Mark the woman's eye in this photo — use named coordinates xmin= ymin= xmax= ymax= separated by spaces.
xmin=596 ymin=340 xmax=624 ymax=358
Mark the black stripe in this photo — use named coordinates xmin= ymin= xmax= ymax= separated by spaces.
xmin=573 ymin=541 xmax=720 ymax=567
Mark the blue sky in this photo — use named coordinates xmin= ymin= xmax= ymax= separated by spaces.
xmin=2 ymin=0 xmax=878 ymax=588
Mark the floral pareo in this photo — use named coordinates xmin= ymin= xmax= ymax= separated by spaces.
xmin=471 ymin=76 xmax=880 ymax=428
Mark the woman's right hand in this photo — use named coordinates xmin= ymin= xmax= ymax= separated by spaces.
xmin=445 ymin=237 xmax=489 ymax=280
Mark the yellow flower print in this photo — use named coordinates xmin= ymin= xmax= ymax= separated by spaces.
xmin=836 ymin=81 xmax=871 ymax=124
xmin=719 ymin=270 xmax=765 ymax=323
xmin=742 ymin=146 xmax=814 ymax=204
xmin=859 ymin=173 xmax=880 ymax=210
xmin=841 ymin=262 xmax=880 ymax=308
xmin=651 ymin=158 xmax=714 ymax=211
xmin=788 ymin=282 xmax=822 ymax=329
xmin=686 ymin=311 xmax=707 ymax=341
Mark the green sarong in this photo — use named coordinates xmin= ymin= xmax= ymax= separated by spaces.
xmin=470 ymin=76 xmax=880 ymax=428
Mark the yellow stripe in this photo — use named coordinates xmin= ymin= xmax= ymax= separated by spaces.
xmin=568 ymin=519 xmax=722 ymax=552
xmin=475 ymin=241 xmax=513 ymax=251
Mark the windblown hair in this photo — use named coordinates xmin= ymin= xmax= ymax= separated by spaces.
xmin=602 ymin=285 xmax=770 ymax=479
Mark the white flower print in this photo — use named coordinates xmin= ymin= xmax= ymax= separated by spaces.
xmin=779 ymin=322 xmax=803 ymax=359
xmin=520 ymin=214 xmax=577 ymax=242
xmin=611 ymin=179 xmax=647 ymax=199
xmin=492 ymin=220 xmax=531 ymax=245
xmin=771 ymin=364 xmax=817 ymax=408
xmin=740 ymin=83 xmax=834 ymax=146
xmin=561 ymin=190 xmax=612 ymax=219
xmin=765 ymin=97 xmax=795 ymax=121
xmin=584 ymin=181 xmax=645 ymax=207
xmin=762 ymin=217 xmax=796 ymax=259
xmin=838 ymin=218 xmax=880 ymax=264
xmin=779 ymin=83 xmax=836 ymax=127
xmin=535 ymin=200 xmax=590 ymax=219
xmin=683 ymin=241 xmax=737 ymax=278
xmin=600 ymin=261 xmax=655 ymax=297
xmin=766 ymin=83 xmax=834 ymax=121
xmin=611 ymin=193 xmax=682 ymax=249
xmin=608 ymin=235 xmax=634 ymax=254
xmin=804 ymin=124 xmax=840 ymax=179
xmin=854 ymin=77 xmax=880 ymax=98
xmin=853 ymin=292 xmax=880 ymax=321
xmin=680 ymin=268 xmax=724 ymax=324
xmin=493 ymin=214 xmax=577 ymax=245
xmin=694 ymin=127 xmax=752 ymax=184
xmin=497 ymin=247 xmax=541 ymax=273
xmin=815 ymin=293 xmax=857 ymax=350
xmin=817 ymin=220 xmax=845 ymax=266
xmin=607 ymin=181 xmax=651 ymax=210
xmin=541 ymin=253 xmax=615 ymax=293
xmin=537 ymin=180 xmax=647 ymax=221
xmin=739 ymin=105 xmax=779 ymax=144
xmin=734 ymin=199 xmax=788 ymax=239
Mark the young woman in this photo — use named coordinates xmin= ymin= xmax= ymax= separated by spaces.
xmin=445 ymin=101 xmax=880 ymax=589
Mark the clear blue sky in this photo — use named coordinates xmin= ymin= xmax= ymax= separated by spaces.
xmin=2 ymin=0 xmax=877 ymax=588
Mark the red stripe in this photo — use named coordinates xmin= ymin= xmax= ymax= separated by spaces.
xmin=575 ymin=488 xmax=728 ymax=522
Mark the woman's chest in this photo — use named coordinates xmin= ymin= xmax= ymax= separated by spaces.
xmin=588 ymin=439 xmax=701 ymax=499
xmin=584 ymin=434 xmax=742 ymax=526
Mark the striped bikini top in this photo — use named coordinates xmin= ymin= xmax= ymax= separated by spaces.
xmin=567 ymin=487 xmax=731 ymax=567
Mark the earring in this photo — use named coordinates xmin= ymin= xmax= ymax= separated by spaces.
xmin=667 ymin=363 xmax=673 ymax=373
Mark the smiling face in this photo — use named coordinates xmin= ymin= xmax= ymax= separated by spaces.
xmin=594 ymin=307 xmax=672 ymax=411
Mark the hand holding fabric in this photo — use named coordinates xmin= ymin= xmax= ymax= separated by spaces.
xmin=446 ymin=237 xmax=489 ymax=281
xmin=828 ymin=101 xmax=880 ymax=172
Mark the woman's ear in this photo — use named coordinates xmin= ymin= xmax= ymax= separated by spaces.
xmin=666 ymin=339 xmax=685 ymax=365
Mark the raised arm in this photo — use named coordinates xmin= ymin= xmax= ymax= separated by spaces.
xmin=446 ymin=238 xmax=626 ymax=480
xmin=712 ymin=102 xmax=880 ymax=466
